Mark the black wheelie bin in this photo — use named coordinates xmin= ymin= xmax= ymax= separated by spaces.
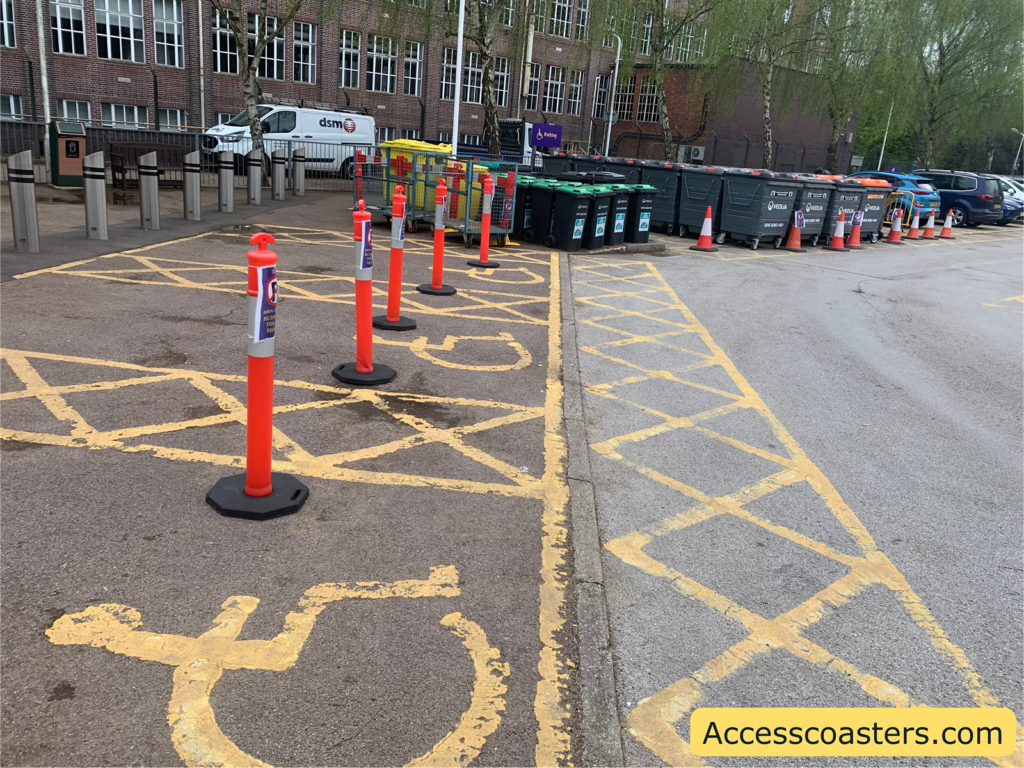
xmin=581 ymin=185 xmax=616 ymax=249
xmin=545 ymin=185 xmax=594 ymax=251
xmin=542 ymin=153 xmax=577 ymax=175
xmin=677 ymin=165 xmax=727 ymax=238
xmin=603 ymin=185 xmax=633 ymax=245
xmin=573 ymin=155 xmax=608 ymax=174
xmin=819 ymin=177 xmax=866 ymax=246
xmin=639 ymin=160 xmax=684 ymax=234
xmin=524 ymin=180 xmax=560 ymax=244
xmin=719 ymin=169 xmax=801 ymax=249
xmin=624 ymin=184 xmax=657 ymax=243
xmin=785 ymin=176 xmax=833 ymax=247
xmin=849 ymin=177 xmax=894 ymax=243
xmin=605 ymin=157 xmax=645 ymax=183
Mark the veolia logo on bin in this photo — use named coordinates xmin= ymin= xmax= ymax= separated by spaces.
xmin=254 ymin=266 xmax=277 ymax=343
xmin=573 ymin=218 xmax=586 ymax=239
xmin=615 ymin=212 xmax=625 ymax=233
xmin=639 ymin=212 xmax=651 ymax=231
xmin=360 ymin=220 xmax=374 ymax=269
xmin=596 ymin=215 xmax=606 ymax=236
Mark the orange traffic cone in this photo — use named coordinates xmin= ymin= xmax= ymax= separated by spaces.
xmin=846 ymin=211 xmax=863 ymax=250
xmin=886 ymin=208 xmax=904 ymax=245
xmin=782 ymin=210 xmax=806 ymax=252
xmin=689 ymin=206 xmax=718 ymax=252
xmin=921 ymin=209 xmax=936 ymax=238
xmin=938 ymin=210 xmax=956 ymax=239
xmin=905 ymin=208 xmax=921 ymax=239
xmin=825 ymin=210 xmax=848 ymax=252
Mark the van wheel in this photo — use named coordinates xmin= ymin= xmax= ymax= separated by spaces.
xmin=341 ymin=157 xmax=355 ymax=179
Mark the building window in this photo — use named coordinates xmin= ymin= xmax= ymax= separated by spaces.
xmin=592 ymin=73 xmax=609 ymax=118
xmin=1 ymin=94 xmax=23 ymax=120
xmin=158 ymin=107 xmax=186 ymax=130
xmin=575 ymin=0 xmax=588 ymax=40
xmin=293 ymin=22 xmax=316 ymax=83
xmin=401 ymin=128 xmax=421 ymax=139
xmin=501 ymin=0 xmax=514 ymax=26
xmin=613 ymin=76 xmax=635 ymax=120
xmin=525 ymin=65 xmax=539 ymax=111
xmin=602 ymin=6 xmax=615 ymax=47
xmin=403 ymin=40 xmax=422 ymax=96
xmin=247 ymin=14 xmax=284 ymax=79
xmin=640 ymin=12 xmax=652 ymax=55
xmin=339 ymin=30 xmax=360 ymax=88
xmin=58 ymin=98 xmax=90 ymax=120
xmin=95 ymin=0 xmax=144 ymax=62
xmin=152 ymin=0 xmax=183 ymax=66
xmin=215 ymin=111 xmax=234 ymax=125
xmin=549 ymin=0 xmax=571 ymax=37
xmin=567 ymin=70 xmax=582 ymax=116
xmin=1 ymin=0 xmax=15 ymax=47
xmin=101 ymin=102 xmax=147 ymax=127
xmin=533 ymin=0 xmax=545 ymax=32
xmin=376 ymin=126 xmax=395 ymax=142
xmin=626 ymin=9 xmax=638 ymax=52
xmin=677 ymin=24 xmax=705 ymax=60
xmin=212 ymin=9 xmax=237 ymax=73
xmin=462 ymin=51 xmax=482 ymax=105
xmin=542 ymin=65 xmax=564 ymax=113
xmin=51 ymin=0 xmax=85 ymax=55
xmin=440 ymin=47 xmax=457 ymax=100
xmin=367 ymin=35 xmax=396 ymax=93
xmin=636 ymin=76 xmax=657 ymax=122
xmin=439 ymin=131 xmax=451 ymax=143
xmin=494 ymin=56 xmax=509 ymax=107
xmin=461 ymin=133 xmax=481 ymax=145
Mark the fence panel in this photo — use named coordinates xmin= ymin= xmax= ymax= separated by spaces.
xmin=1 ymin=121 xmax=47 ymax=182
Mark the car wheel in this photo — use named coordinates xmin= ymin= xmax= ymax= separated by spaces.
xmin=949 ymin=206 xmax=968 ymax=228
xmin=341 ymin=157 xmax=355 ymax=179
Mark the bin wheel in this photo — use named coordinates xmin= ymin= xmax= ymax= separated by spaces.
xmin=811 ymin=235 xmax=820 ymax=247
xmin=665 ymin=224 xmax=675 ymax=235
xmin=524 ymin=229 xmax=535 ymax=242
xmin=405 ymin=218 xmax=418 ymax=234
xmin=384 ymin=215 xmax=392 ymax=224
xmin=773 ymin=236 xmax=783 ymax=249
xmin=751 ymin=237 xmax=760 ymax=250
xmin=544 ymin=234 xmax=557 ymax=247
xmin=714 ymin=232 xmax=726 ymax=244
xmin=869 ymin=233 xmax=878 ymax=243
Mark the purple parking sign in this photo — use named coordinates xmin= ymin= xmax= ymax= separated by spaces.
xmin=531 ymin=124 xmax=563 ymax=148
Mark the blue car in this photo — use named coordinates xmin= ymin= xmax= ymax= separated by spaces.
xmin=846 ymin=171 xmax=942 ymax=221
xmin=997 ymin=198 xmax=1022 ymax=226
xmin=914 ymin=170 xmax=1003 ymax=227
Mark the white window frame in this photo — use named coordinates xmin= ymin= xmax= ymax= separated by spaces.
xmin=158 ymin=107 xmax=186 ymax=130
xmin=440 ymin=47 xmax=457 ymax=100
xmin=215 ymin=111 xmax=234 ymax=125
xmin=248 ymin=14 xmax=284 ymax=79
xmin=542 ymin=65 xmax=564 ymax=113
xmin=640 ymin=12 xmax=652 ymax=55
xmin=575 ymin=0 xmax=588 ymax=40
xmin=438 ymin=131 xmax=452 ymax=143
xmin=0 ymin=94 xmax=23 ymax=120
xmin=636 ymin=76 xmax=657 ymax=122
xmin=367 ymin=34 xmax=396 ymax=93
xmin=462 ymin=50 xmax=482 ymax=105
xmin=592 ymin=73 xmax=609 ymax=118
xmin=602 ymin=7 xmax=615 ymax=47
xmin=525 ymin=65 xmax=540 ymax=111
xmin=533 ymin=0 xmax=545 ymax=32
xmin=403 ymin=40 xmax=422 ymax=96
xmin=613 ymin=75 xmax=634 ymax=119
xmin=58 ymin=98 xmax=91 ymax=121
xmin=293 ymin=21 xmax=316 ymax=83
xmin=567 ymin=70 xmax=582 ymax=116
xmin=494 ymin=55 xmax=509 ymax=107
xmin=51 ymin=0 xmax=85 ymax=54
xmin=212 ymin=9 xmax=238 ymax=74
xmin=101 ymin=102 xmax=148 ymax=128
xmin=461 ymin=133 xmax=481 ymax=145
xmin=500 ymin=0 xmax=514 ymax=25
xmin=376 ymin=126 xmax=396 ymax=142
xmin=1 ymin=0 xmax=15 ymax=48
xmin=152 ymin=0 xmax=183 ymax=66
xmin=401 ymin=128 xmax=421 ymax=139
xmin=95 ymin=0 xmax=144 ymax=62
xmin=549 ymin=0 xmax=571 ymax=38
xmin=339 ymin=30 xmax=360 ymax=89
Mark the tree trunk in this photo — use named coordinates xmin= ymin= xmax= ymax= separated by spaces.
xmin=761 ymin=65 xmax=773 ymax=169
xmin=242 ymin=68 xmax=264 ymax=152
xmin=479 ymin=34 xmax=502 ymax=158
xmin=984 ymin=134 xmax=995 ymax=171
xmin=657 ymin=83 xmax=674 ymax=161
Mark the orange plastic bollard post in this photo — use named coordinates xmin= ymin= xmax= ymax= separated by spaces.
xmin=418 ymin=179 xmax=457 ymax=296
xmin=206 ymin=232 xmax=309 ymax=520
xmin=373 ymin=185 xmax=417 ymax=331
xmin=333 ymin=201 xmax=398 ymax=386
xmin=468 ymin=173 xmax=500 ymax=268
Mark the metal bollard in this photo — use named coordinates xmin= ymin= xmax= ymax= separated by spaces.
xmin=6 ymin=150 xmax=40 ymax=253
xmin=83 ymin=151 xmax=108 ymax=240
xmin=183 ymin=150 xmax=201 ymax=221
xmin=292 ymin=148 xmax=305 ymax=197
xmin=271 ymin=148 xmax=286 ymax=200
xmin=138 ymin=151 xmax=160 ymax=230
xmin=218 ymin=150 xmax=234 ymax=212
xmin=246 ymin=148 xmax=262 ymax=205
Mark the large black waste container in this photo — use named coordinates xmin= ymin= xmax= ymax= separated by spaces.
xmin=605 ymin=157 xmax=645 ymax=183
xmin=784 ymin=177 xmax=833 ymax=247
xmin=573 ymin=155 xmax=607 ymax=174
xmin=546 ymin=186 xmax=594 ymax=251
xmin=677 ymin=165 xmax=726 ymax=237
xmin=625 ymin=184 xmax=657 ymax=243
xmin=526 ymin=181 xmax=560 ymax=244
xmin=604 ymin=185 xmax=633 ymax=246
xmin=719 ymin=169 xmax=801 ymax=249
xmin=639 ymin=160 xmax=684 ymax=233
xmin=849 ymin=178 xmax=893 ymax=243
xmin=555 ymin=171 xmax=626 ymax=184
xmin=554 ymin=171 xmax=592 ymax=183
xmin=581 ymin=186 xmax=615 ymax=249
xmin=820 ymin=179 xmax=866 ymax=245
xmin=542 ymin=153 xmax=577 ymax=175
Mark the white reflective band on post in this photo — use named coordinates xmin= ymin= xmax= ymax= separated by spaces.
xmin=436 ymin=200 xmax=445 ymax=226
xmin=392 ymin=204 xmax=404 ymax=249
xmin=483 ymin=191 xmax=493 ymax=213
xmin=356 ymin=218 xmax=373 ymax=281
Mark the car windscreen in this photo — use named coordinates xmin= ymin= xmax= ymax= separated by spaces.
xmin=226 ymin=106 xmax=273 ymax=126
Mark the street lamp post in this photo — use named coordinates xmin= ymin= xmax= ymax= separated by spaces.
xmin=603 ymin=35 xmax=622 ymax=157
xmin=1011 ymin=127 xmax=1023 ymax=177
xmin=450 ymin=0 xmax=467 ymax=157
xmin=877 ymin=99 xmax=894 ymax=171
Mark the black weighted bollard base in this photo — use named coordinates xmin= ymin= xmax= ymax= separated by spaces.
xmin=206 ymin=472 xmax=309 ymax=521
xmin=332 ymin=362 xmax=397 ymax=386
xmin=416 ymin=283 xmax=457 ymax=296
xmin=467 ymin=260 xmax=500 ymax=269
xmin=372 ymin=314 xmax=417 ymax=331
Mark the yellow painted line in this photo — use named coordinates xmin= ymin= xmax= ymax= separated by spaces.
xmin=571 ymin=257 xmax=1023 ymax=768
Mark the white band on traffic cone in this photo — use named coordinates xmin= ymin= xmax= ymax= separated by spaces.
xmin=700 ymin=215 xmax=712 ymax=237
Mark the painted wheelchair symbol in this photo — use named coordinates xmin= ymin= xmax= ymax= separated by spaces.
xmin=373 ymin=333 xmax=533 ymax=372
xmin=46 ymin=566 xmax=509 ymax=768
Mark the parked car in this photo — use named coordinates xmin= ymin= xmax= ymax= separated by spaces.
xmin=996 ymin=198 xmax=1022 ymax=225
xmin=914 ymin=170 xmax=1003 ymax=227
xmin=845 ymin=171 xmax=942 ymax=219
xmin=203 ymin=105 xmax=376 ymax=178
xmin=990 ymin=175 xmax=1024 ymax=204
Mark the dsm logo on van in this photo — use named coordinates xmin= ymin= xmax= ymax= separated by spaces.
xmin=320 ymin=117 xmax=358 ymax=133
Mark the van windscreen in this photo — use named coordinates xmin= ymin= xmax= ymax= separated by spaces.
xmin=226 ymin=106 xmax=274 ymax=126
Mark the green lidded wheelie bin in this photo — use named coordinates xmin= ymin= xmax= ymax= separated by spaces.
xmin=605 ymin=157 xmax=645 ymax=183
xmin=625 ymin=184 xmax=657 ymax=243
xmin=677 ymin=165 xmax=727 ymax=238
xmin=581 ymin=185 xmax=616 ymax=249
xmin=545 ymin=185 xmax=594 ymax=251
xmin=719 ymin=169 xmax=801 ymax=250
xmin=513 ymin=177 xmax=537 ymax=241
xmin=524 ymin=180 xmax=560 ymax=244
xmin=604 ymin=184 xmax=634 ymax=246
xmin=639 ymin=160 xmax=684 ymax=234
xmin=785 ymin=176 xmax=833 ymax=247
xmin=820 ymin=177 xmax=866 ymax=246
xmin=848 ymin=177 xmax=894 ymax=243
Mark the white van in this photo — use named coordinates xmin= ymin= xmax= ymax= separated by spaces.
xmin=203 ymin=105 xmax=375 ymax=177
